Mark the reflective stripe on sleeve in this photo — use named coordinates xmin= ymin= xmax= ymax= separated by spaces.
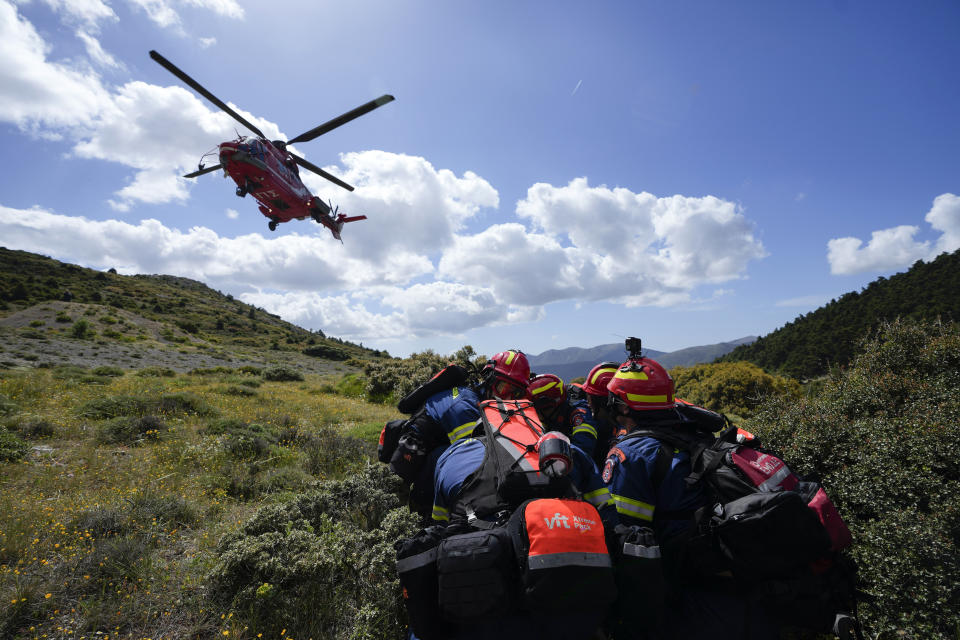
xmin=583 ymin=487 xmax=614 ymax=508
xmin=431 ymin=505 xmax=449 ymax=522
xmin=396 ymin=547 xmax=438 ymax=573
xmin=612 ymin=493 xmax=655 ymax=522
xmin=623 ymin=542 xmax=661 ymax=559
xmin=528 ymin=552 xmax=612 ymax=570
xmin=448 ymin=420 xmax=477 ymax=443
xmin=572 ymin=422 xmax=598 ymax=438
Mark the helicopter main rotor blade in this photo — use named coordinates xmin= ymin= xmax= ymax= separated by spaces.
xmin=289 ymin=153 xmax=354 ymax=192
xmin=285 ymin=94 xmax=395 ymax=145
xmin=183 ymin=163 xmax=223 ymax=178
xmin=149 ymin=50 xmax=266 ymax=139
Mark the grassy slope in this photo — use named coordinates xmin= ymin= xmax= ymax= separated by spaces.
xmin=0 ymin=247 xmax=390 ymax=373
xmin=0 ymin=365 xmax=400 ymax=639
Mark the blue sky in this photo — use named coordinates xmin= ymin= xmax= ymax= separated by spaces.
xmin=1 ymin=0 xmax=958 ymax=358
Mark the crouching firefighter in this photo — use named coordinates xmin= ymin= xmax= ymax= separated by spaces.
xmin=378 ymin=350 xmax=532 ymax=521
xmin=395 ymin=398 xmax=619 ymax=640
xmin=602 ymin=337 xmax=863 ymax=640
xmin=528 ymin=373 xmax=601 ymax=461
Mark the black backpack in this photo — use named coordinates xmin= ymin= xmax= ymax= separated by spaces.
xmin=617 ymin=411 xmax=862 ymax=637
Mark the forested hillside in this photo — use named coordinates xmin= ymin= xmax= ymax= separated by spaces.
xmin=719 ymin=249 xmax=960 ymax=378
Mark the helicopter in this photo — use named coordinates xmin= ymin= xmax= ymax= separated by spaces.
xmin=149 ymin=50 xmax=394 ymax=240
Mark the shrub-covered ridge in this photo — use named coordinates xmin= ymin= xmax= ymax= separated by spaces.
xmin=747 ymin=318 xmax=960 ymax=637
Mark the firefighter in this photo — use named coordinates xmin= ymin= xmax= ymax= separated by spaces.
xmin=395 ymin=349 xmax=531 ymax=520
xmin=578 ymin=361 xmax=622 ymax=467
xmin=602 ymin=357 xmax=781 ymax=640
xmin=528 ymin=373 xmax=600 ymax=459
xmin=430 ymin=435 xmax=617 ymax=528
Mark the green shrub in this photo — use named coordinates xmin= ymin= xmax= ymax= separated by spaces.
xmin=128 ymin=491 xmax=197 ymax=527
xmin=299 ymin=426 xmax=372 ymax=477
xmin=0 ymin=394 xmax=17 ymax=417
xmin=671 ymin=360 xmax=801 ymax=418
xmin=746 ymin=319 xmax=960 ymax=637
xmin=238 ymin=365 xmax=262 ymax=376
xmin=91 ymin=365 xmax=124 ymax=377
xmin=70 ymin=506 xmax=129 ymax=538
xmin=51 ymin=364 xmax=89 ymax=380
xmin=362 ymin=346 xmax=484 ymax=404
xmin=301 ymin=343 xmax=351 ymax=360
xmin=0 ymin=428 xmax=29 ymax=461
xmin=71 ymin=318 xmax=94 ymax=339
xmin=96 ymin=415 xmax=167 ymax=444
xmin=188 ymin=366 xmax=233 ymax=376
xmin=208 ymin=464 xmax=418 ymax=638
xmin=14 ymin=418 xmax=55 ymax=439
xmin=203 ymin=419 xmax=277 ymax=460
xmin=262 ymin=366 xmax=303 ymax=382
xmin=218 ymin=385 xmax=257 ymax=397
xmin=78 ymin=395 xmax=152 ymax=419
xmin=333 ymin=373 xmax=366 ymax=398
xmin=156 ymin=392 xmax=216 ymax=416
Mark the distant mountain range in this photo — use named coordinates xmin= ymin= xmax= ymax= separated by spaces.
xmin=527 ymin=336 xmax=757 ymax=381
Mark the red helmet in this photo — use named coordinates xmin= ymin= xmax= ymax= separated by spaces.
xmin=581 ymin=361 xmax=621 ymax=397
xmin=607 ymin=358 xmax=676 ymax=411
xmin=484 ymin=349 xmax=530 ymax=399
xmin=529 ymin=373 xmax=566 ymax=410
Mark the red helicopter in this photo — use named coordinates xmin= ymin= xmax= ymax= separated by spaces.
xmin=149 ymin=50 xmax=394 ymax=240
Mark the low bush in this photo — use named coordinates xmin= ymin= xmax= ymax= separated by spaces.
xmin=14 ymin=418 xmax=55 ymax=439
xmin=0 ymin=428 xmax=29 ymax=461
xmin=362 ymin=346 xmax=485 ymax=404
xmin=302 ymin=343 xmax=351 ymax=360
xmin=671 ymin=360 xmax=801 ymax=418
xmin=746 ymin=319 xmax=960 ymax=637
xmin=135 ymin=366 xmax=177 ymax=377
xmin=203 ymin=419 xmax=277 ymax=460
xmin=262 ymin=366 xmax=303 ymax=382
xmin=334 ymin=372 xmax=366 ymax=398
xmin=208 ymin=464 xmax=418 ymax=639
xmin=128 ymin=491 xmax=198 ymax=528
xmin=299 ymin=425 xmax=372 ymax=477
xmin=70 ymin=506 xmax=130 ymax=538
xmin=157 ymin=392 xmax=216 ymax=417
xmin=95 ymin=415 xmax=166 ymax=444
xmin=0 ymin=394 xmax=17 ymax=417
xmin=218 ymin=385 xmax=257 ymax=397
xmin=91 ymin=365 xmax=124 ymax=377
xmin=71 ymin=319 xmax=94 ymax=339
xmin=78 ymin=395 xmax=152 ymax=419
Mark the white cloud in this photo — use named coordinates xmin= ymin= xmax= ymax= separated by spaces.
xmin=298 ymin=150 xmax=499 ymax=259
xmin=0 ymin=205 xmax=434 ymax=292
xmin=33 ymin=0 xmax=117 ymax=31
xmin=122 ymin=0 xmax=242 ymax=32
xmin=453 ymin=178 xmax=768 ymax=307
xmin=0 ymin=1 xmax=114 ymax=130
xmin=225 ymin=208 xmax=239 ymax=219
xmin=927 ymin=193 xmax=960 ymax=255
xmin=75 ymin=29 xmax=121 ymax=68
xmin=125 ymin=0 xmax=181 ymax=30
xmin=198 ymin=36 xmax=216 ymax=48
xmin=181 ymin=0 xmax=242 ymax=19
xmin=826 ymin=193 xmax=959 ymax=275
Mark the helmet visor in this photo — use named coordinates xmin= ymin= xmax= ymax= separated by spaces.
xmin=492 ymin=377 xmax=527 ymax=400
